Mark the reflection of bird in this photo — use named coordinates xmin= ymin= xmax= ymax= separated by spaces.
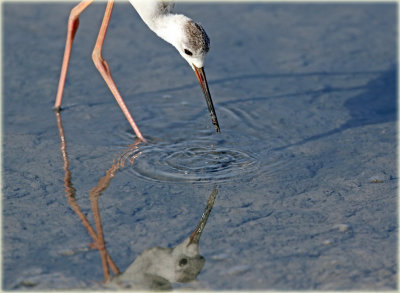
xmin=108 ymin=187 xmax=218 ymax=290
xmin=55 ymin=0 xmax=220 ymax=142
xmin=56 ymin=108 xmax=217 ymax=288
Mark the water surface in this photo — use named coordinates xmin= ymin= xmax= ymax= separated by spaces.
xmin=2 ymin=2 xmax=397 ymax=290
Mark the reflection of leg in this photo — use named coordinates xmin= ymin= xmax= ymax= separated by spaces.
xmin=87 ymin=141 xmax=144 ymax=278
xmin=56 ymin=111 xmax=98 ymax=241
xmin=55 ymin=0 xmax=94 ymax=110
xmin=88 ymin=141 xmax=144 ymax=277
xmin=87 ymin=140 xmax=142 ymax=279
xmin=55 ymin=111 xmax=120 ymax=282
xmin=91 ymin=0 xmax=146 ymax=142
xmin=115 ymin=141 xmax=142 ymax=168
xmin=89 ymin=164 xmax=121 ymax=281
xmin=90 ymin=192 xmax=110 ymax=281
xmin=84 ymin=166 xmax=121 ymax=280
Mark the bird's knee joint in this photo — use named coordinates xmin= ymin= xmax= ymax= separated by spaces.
xmin=91 ymin=51 xmax=102 ymax=66
xmin=92 ymin=52 xmax=109 ymax=74
xmin=67 ymin=14 xmax=80 ymax=38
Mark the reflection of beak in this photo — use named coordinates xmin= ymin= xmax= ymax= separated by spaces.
xmin=188 ymin=186 xmax=218 ymax=246
xmin=193 ymin=65 xmax=220 ymax=133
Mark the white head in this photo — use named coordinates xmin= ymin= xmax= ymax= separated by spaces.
xmin=154 ymin=14 xmax=209 ymax=69
xmin=176 ymin=17 xmax=210 ymax=70
xmin=153 ymin=14 xmax=220 ymax=132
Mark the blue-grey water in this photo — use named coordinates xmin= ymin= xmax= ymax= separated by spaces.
xmin=2 ymin=2 xmax=397 ymax=290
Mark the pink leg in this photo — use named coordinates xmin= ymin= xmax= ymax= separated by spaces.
xmin=55 ymin=0 xmax=94 ymax=110
xmin=92 ymin=0 xmax=147 ymax=142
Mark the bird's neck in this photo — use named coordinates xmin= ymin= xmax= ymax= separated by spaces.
xmin=152 ymin=14 xmax=190 ymax=47
xmin=135 ymin=7 xmax=190 ymax=49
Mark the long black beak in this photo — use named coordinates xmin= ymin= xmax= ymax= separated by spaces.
xmin=193 ymin=65 xmax=220 ymax=133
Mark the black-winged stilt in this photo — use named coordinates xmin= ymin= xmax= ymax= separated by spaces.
xmin=55 ymin=0 xmax=220 ymax=142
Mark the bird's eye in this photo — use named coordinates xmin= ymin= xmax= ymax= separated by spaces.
xmin=179 ymin=258 xmax=188 ymax=266
xmin=184 ymin=49 xmax=193 ymax=56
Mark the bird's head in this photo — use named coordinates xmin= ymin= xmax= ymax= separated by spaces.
xmin=162 ymin=15 xmax=220 ymax=132
xmin=177 ymin=19 xmax=210 ymax=69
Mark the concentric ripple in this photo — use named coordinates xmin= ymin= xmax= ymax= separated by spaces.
xmin=120 ymin=139 xmax=259 ymax=183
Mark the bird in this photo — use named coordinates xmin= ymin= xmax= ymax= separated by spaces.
xmin=54 ymin=0 xmax=220 ymax=142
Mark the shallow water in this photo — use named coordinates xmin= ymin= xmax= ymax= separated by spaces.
xmin=2 ymin=2 xmax=397 ymax=290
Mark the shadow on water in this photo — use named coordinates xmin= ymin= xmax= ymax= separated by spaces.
xmin=12 ymin=111 xmax=219 ymax=290
xmin=185 ymin=69 xmax=389 ymax=126
xmin=133 ymin=69 xmax=386 ymax=98
xmin=65 ymin=70 xmax=387 ymax=111
xmin=272 ymin=66 xmax=397 ymax=151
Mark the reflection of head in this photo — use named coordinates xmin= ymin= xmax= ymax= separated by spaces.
xmin=109 ymin=186 xmax=218 ymax=290
xmin=172 ymin=237 xmax=206 ymax=283
xmin=109 ymin=239 xmax=205 ymax=289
